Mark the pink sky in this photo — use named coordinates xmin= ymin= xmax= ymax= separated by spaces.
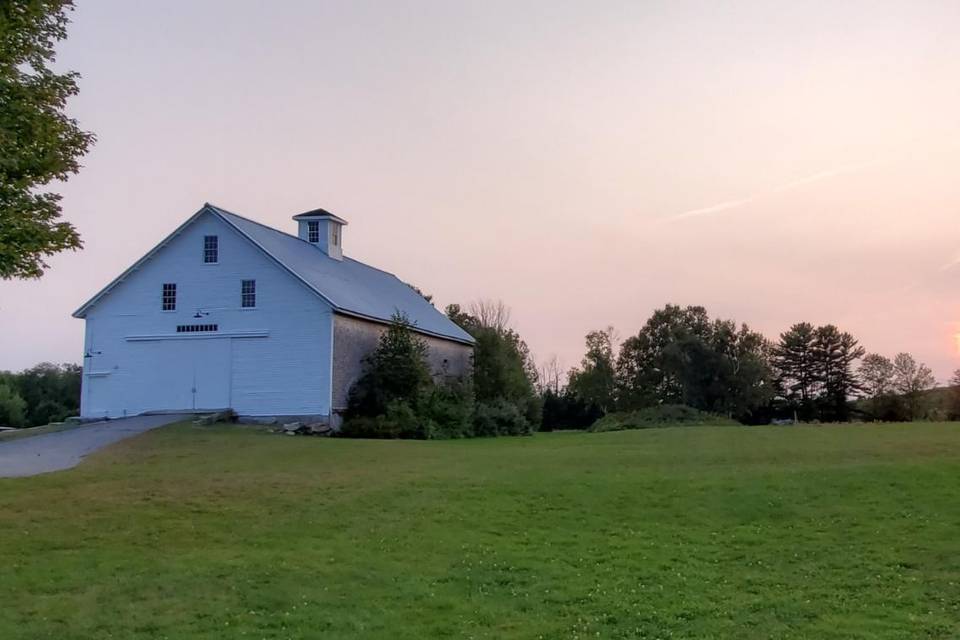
xmin=1 ymin=0 xmax=959 ymax=381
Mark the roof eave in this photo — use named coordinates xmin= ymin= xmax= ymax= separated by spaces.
xmin=292 ymin=212 xmax=348 ymax=225
xmin=72 ymin=205 xmax=214 ymax=318
xmin=333 ymin=309 xmax=476 ymax=346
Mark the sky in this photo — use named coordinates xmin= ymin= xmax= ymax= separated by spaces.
xmin=1 ymin=0 xmax=959 ymax=381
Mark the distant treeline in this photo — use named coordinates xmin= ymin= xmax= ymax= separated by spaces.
xmin=543 ymin=304 xmax=960 ymax=427
xmin=0 ymin=363 xmax=82 ymax=428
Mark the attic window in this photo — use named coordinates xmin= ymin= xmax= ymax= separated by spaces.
xmin=204 ymin=235 xmax=218 ymax=263
xmin=331 ymin=224 xmax=340 ymax=246
xmin=307 ymin=221 xmax=320 ymax=243
xmin=162 ymin=283 xmax=176 ymax=311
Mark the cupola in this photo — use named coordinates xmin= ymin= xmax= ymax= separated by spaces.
xmin=293 ymin=208 xmax=347 ymax=260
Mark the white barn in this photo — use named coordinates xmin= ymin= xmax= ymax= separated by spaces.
xmin=73 ymin=204 xmax=474 ymax=421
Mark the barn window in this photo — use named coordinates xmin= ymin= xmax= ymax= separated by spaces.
xmin=307 ymin=221 xmax=320 ymax=243
xmin=203 ymin=235 xmax=219 ymax=263
xmin=162 ymin=283 xmax=177 ymax=311
xmin=176 ymin=324 xmax=219 ymax=333
xmin=241 ymin=279 xmax=256 ymax=308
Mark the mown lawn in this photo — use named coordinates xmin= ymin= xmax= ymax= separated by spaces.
xmin=2 ymin=423 xmax=960 ymax=639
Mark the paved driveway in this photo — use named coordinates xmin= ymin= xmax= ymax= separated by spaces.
xmin=0 ymin=415 xmax=183 ymax=479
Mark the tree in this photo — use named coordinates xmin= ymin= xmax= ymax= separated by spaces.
xmin=446 ymin=301 xmax=541 ymax=429
xmin=859 ymin=353 xmax=898 ymax=420
xmin=0 ymin=380 xmax=27 ymax=427
xmin=537 ymin=354 xmax=565 ymax=395
xmin=812 ymin=325 xmax=864 ymax=421
xmin=772 ymin=323 xmax=818 ymax=419
xmin=567 ymin=327 xmax=617 ymax=413
xmin=948 ymin=369 xmax=960 ymax=421
xmin=859 ymin=354 xmax=894 ymax=398
xmin=773 ymin=323 xmax=864 ymax=421
xmin=540 ymin=387 xmax=603 ymax=431
xmin=709 ymin=320 xmax=775 ymax=420
xmin=5 ymin=361 xmax=81 ymax=426
xmin=617 ymin=305 xmax=713 ymax=409
xmin=615 ymin=305 xmax=773 ymax=421
xmin=346 ymin=313 xmax=432 ymax=419
xmin=892 ymin=353 xmax=936 ymax=421
xmin=469 ymin=299 xmax=512 ymax=333
xmin=1 ymin=0 xmax=94 ymax=279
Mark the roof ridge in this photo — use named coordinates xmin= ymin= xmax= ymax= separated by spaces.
xmin=206 ymin=203 xmax=306 ymax=244
xmin=207 ymin=204 xmax=400 ymax=278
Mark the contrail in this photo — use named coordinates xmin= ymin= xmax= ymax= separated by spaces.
xmin=665 ymin=158 xmax=885 ymax=222
xmin=940 ymin=252 xmax=960 ymax=271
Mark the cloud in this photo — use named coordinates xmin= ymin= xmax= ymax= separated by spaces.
xmin=664 ymin=158 xmax=886 ymax=223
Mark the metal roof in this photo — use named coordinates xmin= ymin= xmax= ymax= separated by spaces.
xmin=73 ymin=204 xmax=474 ymax=345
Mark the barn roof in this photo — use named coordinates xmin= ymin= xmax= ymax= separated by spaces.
xmin=72 ymin=204 xmax=475 ymax=345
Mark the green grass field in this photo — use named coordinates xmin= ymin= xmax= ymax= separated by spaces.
xmin=2 ymin=422 xmax=960 ymax=639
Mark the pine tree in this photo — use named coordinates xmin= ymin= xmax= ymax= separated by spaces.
xmin=773 ymin=323 xmax=818 ymax=419
xmin=812 ymin=325 xmax=864 ymax=421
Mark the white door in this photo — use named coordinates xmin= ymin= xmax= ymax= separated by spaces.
xmin=123 ymin=338 xmax=231 ymax=413
xmin=190 ymin=339 xmax=231 ymax=410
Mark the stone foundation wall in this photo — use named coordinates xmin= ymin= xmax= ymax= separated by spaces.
xmin=331 ymin=314 xmax=473 ymax=412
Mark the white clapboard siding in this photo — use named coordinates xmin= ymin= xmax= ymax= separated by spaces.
xmin=79 ymin=210 xmax=333 ymax=418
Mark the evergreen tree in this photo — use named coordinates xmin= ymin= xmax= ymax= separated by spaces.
xmin=772 ymin=323 xmax=818 ymax=419
xmin=812 ymin=325 xmax=864 ymax=421
xmin=346 ymin=313 xmax=431 ymax=418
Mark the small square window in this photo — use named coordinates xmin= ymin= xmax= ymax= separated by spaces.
xmin=204 ymin=235 xmax=218 ymax=263
xmin=307 ymin=221 xmax=320 ymax=243
xmin=241 ymin=279 xmax=256 ymax=308
xmin=162 ymin=283 xmax=177 ymax=311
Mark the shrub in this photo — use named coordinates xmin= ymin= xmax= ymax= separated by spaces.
xmin=0 ymin=382 xmax=27 ymax=428
xmin=589 ymin=404 xmax=740 ymax=433
xmin=420 ymin=379 xmax=475 ymax=439
xmin=473 ymin=399 xmax=533 ymax=437
xmin=540 ymin=388 xmax=604 ymax=431
xmin=340 ymin=400 xmax=426 ymax=439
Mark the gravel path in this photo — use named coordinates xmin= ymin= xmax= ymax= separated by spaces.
xmin=0 ymin=415 xmax=183 ymax=478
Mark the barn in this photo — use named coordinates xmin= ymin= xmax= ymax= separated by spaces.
xmin=72 ymin=203 xmax=474 ymax=422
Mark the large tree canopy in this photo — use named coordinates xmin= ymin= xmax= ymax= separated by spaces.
xmin=615 ymin=305 xmax=773 ymax=420
xmin=0 ymin=0 xmax=93 ymax=279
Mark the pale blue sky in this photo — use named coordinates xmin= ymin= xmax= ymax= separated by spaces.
xmin=2 ymin=0 xmax=959 ymax=379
